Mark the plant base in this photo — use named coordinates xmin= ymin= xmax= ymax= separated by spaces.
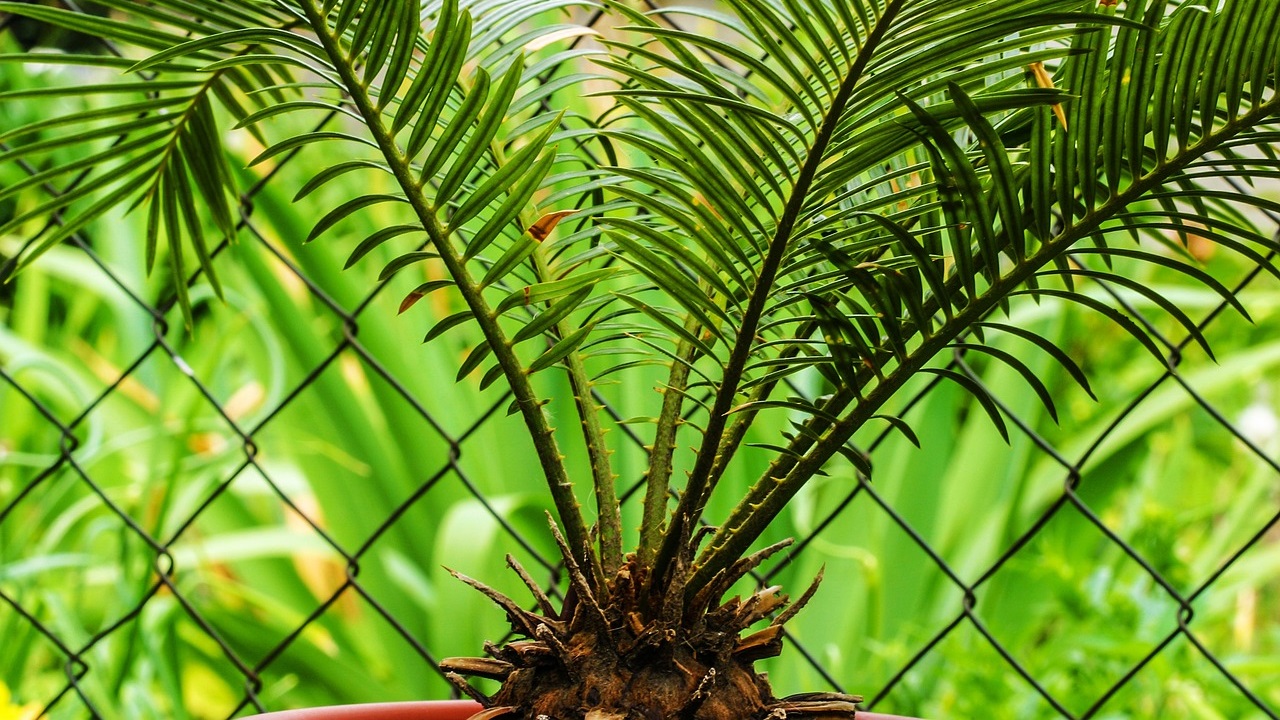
xmin=442 ymin=539 xmax=860 ymax=720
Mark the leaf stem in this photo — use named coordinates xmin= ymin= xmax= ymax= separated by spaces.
xmin=703 ymin=320 xmax=823 ymax=492
xmin=650 ymin=0 xmax=908 ymax=591
xmin=297 ymin=0 xmax=599 ymax=580
xmin=692 ymin=91 xmax=1280 ymax=590
xmin=530 ymin=245 xmax=623 ymax=576
xmin=636 ymin=324 xmax=698 ymax=565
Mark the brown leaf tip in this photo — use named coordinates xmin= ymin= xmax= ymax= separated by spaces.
xmin=528 ymin=210 xmax=578 ymax=241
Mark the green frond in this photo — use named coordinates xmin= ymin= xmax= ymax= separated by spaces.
xmin=672 ymin=0 xmax=1280 ymax=588
xmin=6 ymin=0 xmax=1280 ymax=611
xmin=0 ymin=1 xmax=314 ymax=325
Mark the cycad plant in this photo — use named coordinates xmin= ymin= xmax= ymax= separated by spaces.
xmin=3 ymin=0 xmax=1279 ymax=718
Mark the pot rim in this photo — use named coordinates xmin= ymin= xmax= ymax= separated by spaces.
xmin=238 ymin=700 xmax=924 ymax=720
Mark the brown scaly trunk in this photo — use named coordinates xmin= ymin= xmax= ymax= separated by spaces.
xmin=441 ymin=522 xmax=861 ymax=720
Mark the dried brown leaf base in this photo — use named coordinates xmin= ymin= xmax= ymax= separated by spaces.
xmin=441 ymin=531 xmax=860 ymax=720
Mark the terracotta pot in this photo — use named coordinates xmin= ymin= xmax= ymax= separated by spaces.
xmin=242 ymin=701 xmax=481 ymax=719
xmin=241 ymin=700 xmax=922 ymax=720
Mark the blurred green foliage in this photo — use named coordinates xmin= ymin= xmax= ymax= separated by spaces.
xmin=2 ymin=20 xmax=1279 ymax=720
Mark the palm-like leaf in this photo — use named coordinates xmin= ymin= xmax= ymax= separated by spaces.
xmin=1 ymin=0 xmax=623 ymax=568
xmin=581 ymin=0 xmax=1280 ymax=589
xmin=0 ymin=2 xmax=306 ymax=323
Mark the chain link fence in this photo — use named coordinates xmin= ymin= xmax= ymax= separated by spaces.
xmin=2 ymin=2 xmax=1279 ymax=718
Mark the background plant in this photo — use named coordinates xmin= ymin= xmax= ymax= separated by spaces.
xmin=1 ymin=1 xmax=1280 ymax=719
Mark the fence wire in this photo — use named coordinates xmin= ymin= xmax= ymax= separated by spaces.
xmin=1 ymin=2 xmax=1279 ymax=719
